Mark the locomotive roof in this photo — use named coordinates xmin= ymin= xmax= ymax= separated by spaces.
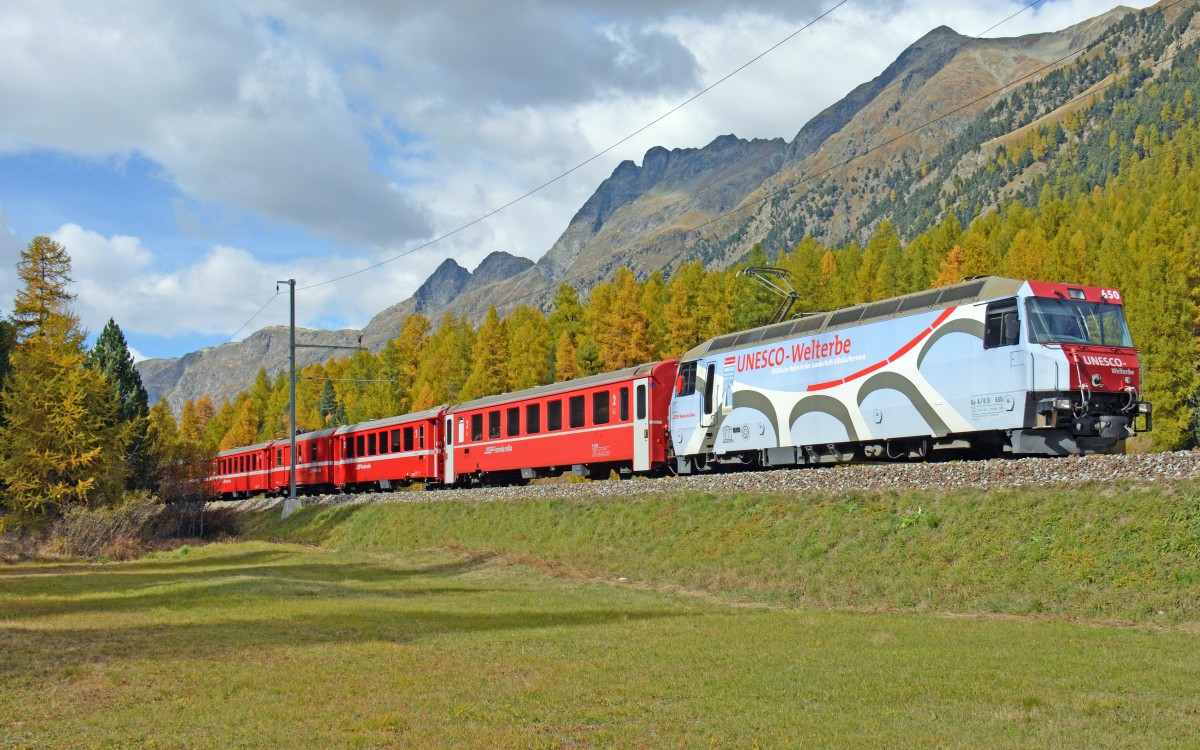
xmin=450 ymin=361 xmax=670 ymax=413
xmin=682 ymin=275 xmax=1025 ymax=362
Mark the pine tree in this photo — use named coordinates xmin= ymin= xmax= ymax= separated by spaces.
xmin=87 ymin=318 xmax=152 ymax=489
xmin=317 ymin=379 xmax=345 ymax=426
xmin=87 ymin=319 xmax=148 ymax=423
xmin=0 ymin=237 xmax=125 ymax=525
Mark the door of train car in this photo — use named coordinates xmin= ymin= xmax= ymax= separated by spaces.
xmin=443 ymin=415 xmax=455 ymax=484
xmin=633 ymin=377 xmax=651 ymax=472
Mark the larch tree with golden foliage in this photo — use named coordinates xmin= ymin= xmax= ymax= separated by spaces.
xmin=460 ymin=307 xmax=509 ymax=400
xmin=0 ymin=237 xmax=124 ymax=526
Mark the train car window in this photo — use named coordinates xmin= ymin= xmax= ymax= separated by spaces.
xmin=675 ymin=362 xmax=697 ymax=396
xmin=457 ymin=417 xmax=464 ymax=444
xmin=620 ymin=387 xmax=630 ymax=422
xmin=404 ymin=427 xmax=414 ymax=451
xmin=637 ymin=384 xmax=647 ymax=420
xmin=569 ymin=395 xmax=586 ymax=428
xmin=312 ymin=444 xmax=319 ymax=462
xmin=297 ymin=445 xmax=304 ymax=463
xmin=345 ymin=437 xmax=354 ymax=458
xmin=488 ymin=411 xmax=501 ymax=439
xmin=592 ymin=391 xmax=610 ymax=425
xmin=367 ymin=433 xmax=377 ymax=456
xmin=984 ymin=298 xmax=1020 ymax=349
xmin=471 ymin=414 xmax=483 ymax=441
xmin=277 ymin=448 xmax=283 ymax=464
xmin=703 ymin=363 xmax=716 ymax=415
xmin=526 ymin=403 xmax=541 ymax=434
xmin=387 ymin=429 xmax=397 ymax=453
xmin=418 ymin=424 xmax=425 ymax=449
xmin=356 ymin=435 xmax=366 ymax=457
xmin=507 ymin=407 xmax=520 ymax=437
xmin=547 ymin=400 xmax=562 ymax=431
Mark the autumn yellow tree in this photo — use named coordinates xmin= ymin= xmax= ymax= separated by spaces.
xmin=0 ymin=237 xmax=125 ymax=525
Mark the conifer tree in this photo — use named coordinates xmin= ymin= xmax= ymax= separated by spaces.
xmin=220 ymin=398 xmax=260 ymax=450
xmin=88 ymin=319 xmax=148 ymax=422
xmin=593 ymin=269 xmax=651 ymax=371
xmin=933 ymin=245 xmax=967 ymax=287
xmin=553 ymin=330 xmax=581 ymax=382
xmin=505 ymin=306 xmax=552 ymax=391
xmin=87 ymin=318 xmax=151 ymax=489
xmin=178 ymin=400 xmax=204 ymax=445
xmin=380 ymin=314 xmax=431 ymax=414
xmin=203 ymin=399 xmax=235 ymax=454
xmin=460 ymin=307 xmax=509 ymax=400
xmin=143 ymin=398 xmax=179 ymax=494
xmin=663 ymin=261 xmax=708 ymax=357
xmin=0 ymin=236 xmax=124 ymax=525
xmin=733 ymin=245 xmax=777 ymax=329
xmin=547 ymin=284 xmax=586 ymax=348
xmin=317 ymin=379 xmax=346 ymax=426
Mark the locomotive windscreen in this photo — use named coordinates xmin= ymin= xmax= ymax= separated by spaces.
xmin=1026 ymin=298 xmax=1133 ymax=347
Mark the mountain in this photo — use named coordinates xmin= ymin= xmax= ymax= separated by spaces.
xmin=141 ymin=251 xmax=533 ymax=409
xmin=139 ymin=1 xmax=1188 ymax=411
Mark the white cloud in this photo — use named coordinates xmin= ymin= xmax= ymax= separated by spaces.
xmin=0 ymin=207 xmax=21 ymax=313
xmin=0 ymin=0 xmax=1161 ymax=359
xmin=51 ymin=223 xmax=443 ymax=341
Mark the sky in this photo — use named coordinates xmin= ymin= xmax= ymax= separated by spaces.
xmin=0 ymin=0 xmax=1156 ymax=362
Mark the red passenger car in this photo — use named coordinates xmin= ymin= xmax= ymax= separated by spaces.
xmin=267 ymin=428 xmax=338 ymax=495
xmin=332 ymin=407 xmax=446 ymax=491
xmin=443 ymin=360 xmax=678 ymax=485
xmin=211 ymin=440 xmax=274 ymax=498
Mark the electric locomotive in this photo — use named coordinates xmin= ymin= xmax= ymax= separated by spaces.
xmin=669 ymin=276 xmax=1151 ymax=473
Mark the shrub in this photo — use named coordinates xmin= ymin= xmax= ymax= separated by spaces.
xmin=47 ymin=491 xmax=174 ymax=560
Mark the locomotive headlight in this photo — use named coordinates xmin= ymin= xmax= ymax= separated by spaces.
xmin=1054 ymin=397 xmax=1072 ymax=411
xmin=1138 ymin=402 xmax=1152 ymax=414
xmin=1124 ymin=376 xmax=1132 ymax=385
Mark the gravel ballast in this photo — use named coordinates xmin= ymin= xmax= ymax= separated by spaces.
xmin=216 ymin=450 xmax=1200 ymax=512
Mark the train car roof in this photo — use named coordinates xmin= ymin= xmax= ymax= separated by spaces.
xmin=449 ymin=360 xmax=674 ymax=413
xmin=682 ymin=276 xmax=1025 ymax=361
xmin=216 ymin=439 xmax=275 ymax=457
xmin=293 ymin=427 xmax=339 ymax=441
xmin=333 ymin=405 xmax=447 ymax=435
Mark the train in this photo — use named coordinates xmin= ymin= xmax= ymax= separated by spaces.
xmin=210 ymin=276 xmax=1153 ymax=498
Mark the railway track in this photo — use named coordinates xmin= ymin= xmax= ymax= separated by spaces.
xmin=217 ymin=450 xmax=1200 ymax=511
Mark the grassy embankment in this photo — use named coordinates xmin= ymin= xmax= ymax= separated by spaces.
xmin=1 ymin=480 xmax=1198 ymax=747
xmin=242 ymin=480 xmax=1200 ymax=623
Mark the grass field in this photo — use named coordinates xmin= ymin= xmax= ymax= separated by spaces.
xmin=2 ymin=540 xmax=1198 ymax=748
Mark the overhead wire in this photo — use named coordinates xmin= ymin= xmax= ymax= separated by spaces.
xmin=445 ymin=0 xmax=1137 ymax=319
xmin=220 ymin=292 xmax=280 ymax=347
xmin=296 ymin=0 xmax=852 ymax=292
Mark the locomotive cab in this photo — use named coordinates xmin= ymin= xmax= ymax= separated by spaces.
xmin=1019 ymin=287 xmax=1151 ymax=453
